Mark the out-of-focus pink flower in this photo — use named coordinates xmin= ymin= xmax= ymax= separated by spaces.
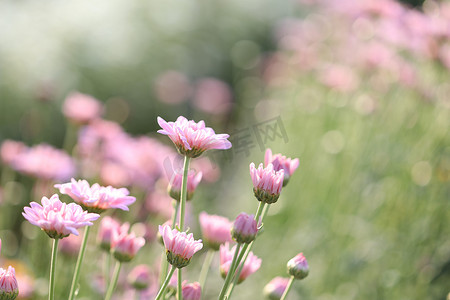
xmin=157 ymin=116 xmax=232 ymax=158
xmin=22 ymin=194 xmax=99 ymax=239
xmin=16 ymin=272 xmax=34 ymax=299
xmin=97 ymin=216 xmax=121 ymax=251
xmin=182 ymin=281 xmax=201 ymax=300
xmin=63 ymin=92 xmax=103 ymax=124
xmin=191 ymin=157 xmax=221 ymax=183
xmin=58 ymin=234 xmax=82 ymax=256
xmin=145 ymin=189 xmax=174 ymax=220
xmin=167 ymin=169 xmax=202 ymax=201
xmin=263 ymin=277 xmax=289 ymax=300
xmin=192 ymin=78 xmax=232 ymax=115
xmin=12 ymin=144 xmax=76 ymax=182
xmin=55 ymin=178 xmax=136 ymax=213
xmin=128 ymin=265 xmax=151 ymax=290
xmin=111 ymin=223 xmax=145 ymax=262
xmin=159 ymin=225 xmax=203 ymax=268
xmin=220 ymin=243 xmax=261 ymax=284
xmin=287 ymin=253 xmax=309 ymax=280
xmin=154 ymin=71 xmax=192 ymax=105
xmin=0 ymin=266 xmax=18 ymax=300
xmin=0 ymin=140 xmax=26 ymax=167
xmin=199 ymin=212 xmax=232 ymax=250
xmin=231 ymin=213 xmax=258 ymax=244
xmin=265 ymin=149 xmax=299 ymax=186
xmin=318 ymin=65 xmax=359 ymax=93
xmin=250 ymin=163 xmax=284 ymax=204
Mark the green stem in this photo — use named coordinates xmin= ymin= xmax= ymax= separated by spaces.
xmin=218 ymin=243 xmax=241 ymax=300
xmin=198 ymin=249 xmax=215 ymax=289
xmin=155 ymin=266 xmax=176 ymax=300
xmin=178 ymin=156 xmax=190 ymax=230
xmin=104 ymin=261 xmax=122 ymax=300
xmin=177 ymin=269 xmax=182 ymax=300
xmin=49 ymin=238 xmax=59 ymax=300
xmin=254 ymin=202 xmax=265 ymax=223
xmin=68 ymin=226 xmax=91 ymax=300
xmin=279 ymin=276 xmax=295 ymax=300
xmin=63 ymin=121 xmax=78 ymax=154
xmin=104 ymin=252 xmax=111 ymax=283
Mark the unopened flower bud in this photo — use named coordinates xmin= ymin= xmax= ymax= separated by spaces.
xmin=263 ymin=277 xmax=289 ymax=300
xmin=0 ymin=266 xmax=19 ymax=300
xmin=128 ymin=265 xmax=151 ymax=290
xmin=250 ymin=163 xmax=284 ymax=204
xmin=287 ymin=253 xmax=309 ymax=280
xmin=168 ymin=170 xmax=202 ymax=201
xmin=231 ymin=213 xmax=257 ymax=244
xmin=182 ymin=281 xmax=201 ymax=300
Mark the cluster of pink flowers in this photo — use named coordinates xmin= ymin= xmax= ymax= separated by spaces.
xmin=22 ymin=194 xmax=100 ymax=239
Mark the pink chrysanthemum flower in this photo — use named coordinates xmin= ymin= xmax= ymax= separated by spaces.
xmin=220 ymin=243 xmax=261 ymax=284
xmin=168 ymin=169 xmax=202 ymax=201
xmin=97 ymin=216 xmax=121 ymax=251
xmin=182 ymin=281 xmax=202 ymax=300
xmin=62 ymin=92 xmax=103 ymax=124
xmin=22 ymin=194 xmax=100 ymax=239
xmin=287 ymin=253 xmax=309 ymax=280
xmin=0 ymin=266 xmax=19 ymax=300
xmin=199 ymin=212 xmax=233 ymax=250
xmin=263 ymin=277 xmax=289 ymax=300
xmin=159 ymin=225 xmax=203 ymax=268
xmin=157 ymin=116 xmax=232 ymax=158
xmin=111 ymin=223 xmax=145 ymax=262
xmin=55 ymin=178 xmax=136 ymax=213
xmin=231 ymin=212 xmax=258 ymax=244
xmin=249 ymin=163 xmax=284 ymax=204
xmin=264 ymin=149 xmax=299 ymax=186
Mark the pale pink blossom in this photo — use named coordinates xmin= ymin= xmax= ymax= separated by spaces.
xmin=167 ymin=169 xmax=202 ymax=201
xmin=22 ymin=194 xmax=100 ymax=239
xmin=0 ymin=266 xmax=18 ymax=299
xmin=0 ymin=140 xmax=26 ymax=166
xmin=55 ymin=178 xmax=136 ymax=213
xmin=182 ymin=281 xmax=201 ymax=300
xmin=128 ymin=265 xmax=151 ymax=290
xmin=63 ymin=92 xmax=103 ymax=124
xmin=199 ymin=212 xmax=233 ymax=250
xmin=12 ymin=144 xmax=76 ymax=181
xmin=159 ymin=225 xmax=203 ymax=268
xmin=220 ymin=243 xmax=261 ymax=283
xmin=111 ymin=223 xmax=145 ymax=262
xmin=231 ymin=213 xmax=258 ymax=244
xmin=145 ymin=189 xmax=174 ymax=220
xmin=287 ymin=253 xmax=309 ymax=280
xmin=192 ymin=78 xmax=232 ymax=115
xmin=157 ymin=116 xmax=232 ymax=158
xmin=249 ymin=163 xmax=284 ymax=203
xmin=97 ymin=216 xmax=121 ymax=251
xmin=263 ymin=277 xmax=290 ymax=300
xmin=265 ymin=149 xmax=299 ymax=186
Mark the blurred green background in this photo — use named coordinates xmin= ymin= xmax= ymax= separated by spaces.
xmin=0 ymin=0 xmax=449 ymax=299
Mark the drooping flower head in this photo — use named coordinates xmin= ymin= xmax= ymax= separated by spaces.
xmin=159 ymin=225 xmax=203 ymax=268
xmin=62 ymin=92 xmax=103 ymax=124
xmin=182 ymin=281 xmax=202 ymax=300
xmin=0 ymin=266 xmax=19 ymax=300
xmin=199 ymin=212 xmax=233 ymax=250
xmin=111 ymin=223 xmax=145 ymax=262
xmin=55 ymin=178 xmax=136 ymax=213
xmin=220 ymin=243 xmax=261 ymax=284
xmin=287 ymin=253 xmax=309 ymax=280
xmin=264 ymin=149 xmax=299 ymax=186
xmin=157 ymin=116 xmax=232 ymax=158
xmin=167 ymin=169 xmax=202 ymax=201
xmin=250 ymin=163 xmax=284 ymax=204
xmin=263 ymin=277 xmax=290 ymax=300
xmin=231 ymin=212 xmax=258 ymax=244
xmin=128 ymin=265 xmax=151 ymax=290
xmin=97 ymin=216 xmax=121 ymax=251
xmin=22 ymin=194 xmax=100 ymax=239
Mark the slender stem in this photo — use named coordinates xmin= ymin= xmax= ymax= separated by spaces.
xmin=198 ymin=249 xmax=215 ymax=288
xmin=68 ymin=226 xmax=91 ymax=300
xmin=49 ymin=238 xmax=59 ymax=300
xmin=104 ymin=252 xmax=111 ymax=283
xmin=177 ymin=269 xmax=182 ymax=300
xmin=254 ymin=202 xmax=265 ymax=224
xmin=155 ymin=266 xmax=176 ymax=300
xmin=178 ymin=156 xmax=190 ymax=230
xmin=104 ymin=261 xmax=122 ymax=300
xmin=218 ymin=243 xmax=241 ymax=300
xmin=279 ymin=276 xmax=295 ymax=300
